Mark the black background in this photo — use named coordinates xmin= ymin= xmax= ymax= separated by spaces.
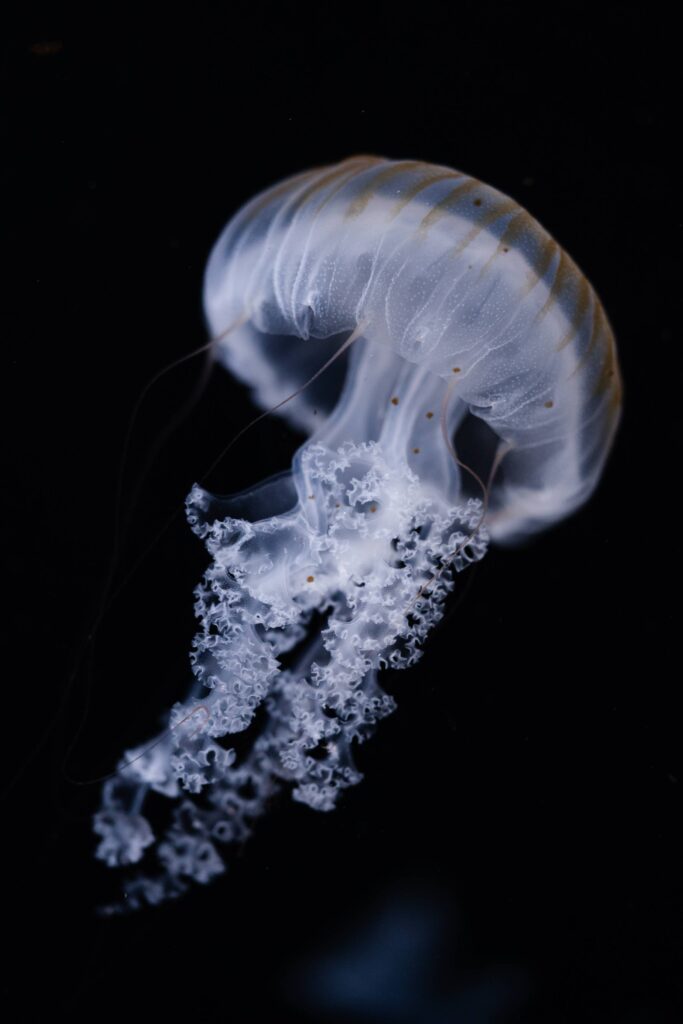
xmin=2 ymin=8 xmax=679 ymax=1022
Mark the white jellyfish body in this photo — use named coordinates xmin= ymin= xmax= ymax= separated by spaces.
xmin=94 ymin=157 xmax=621 ymax=908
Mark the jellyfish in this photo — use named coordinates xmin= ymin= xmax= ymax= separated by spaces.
xmin=94 ymin=156 xmax=621 ymax=909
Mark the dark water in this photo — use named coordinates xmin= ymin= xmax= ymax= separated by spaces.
xmin=2 ymin=10 xmax=678 ymax=1021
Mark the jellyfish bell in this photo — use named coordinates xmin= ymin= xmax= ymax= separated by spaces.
xmin=94 ymin=157 xmax=621 ymax=909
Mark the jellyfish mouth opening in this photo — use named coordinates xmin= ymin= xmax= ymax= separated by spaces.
xmin=215 ymin=314 xmax=506 ymax=515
